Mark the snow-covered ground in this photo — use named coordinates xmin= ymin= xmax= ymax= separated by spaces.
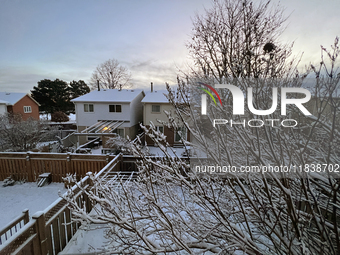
xmin=91 ymin=146 xmax=103 ymax=155
xmin=0 ymin=182 xmax=67 ymax=230
xmin=40 ymin=113 xmax=76 ymax=121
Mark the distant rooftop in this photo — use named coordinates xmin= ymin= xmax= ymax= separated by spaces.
xmin=142 ymin=90 xmax=169 ymax=103
xmin=0 ymin=92 xmax=27 ymax=105
xmin=71 ymin=89 xmax=144 ymax=103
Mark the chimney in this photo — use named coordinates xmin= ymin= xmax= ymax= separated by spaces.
xmin=97 ymin=80 xmax=100 ymax=91
xmin=151 ymin=82 xmax=153 ymax=93
xmin=119 ymin=84 xmax=122 ymax=91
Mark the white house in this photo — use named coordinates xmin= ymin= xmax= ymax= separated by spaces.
xmin=0 ymin=100 xmax=7 ymax=115
xmin=142 ymin=90 xmax=189 ymax=146
xmin=71 ymin=89 xmax=145 ymax=146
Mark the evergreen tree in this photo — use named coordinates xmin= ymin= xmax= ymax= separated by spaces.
xmin=31 ymin=79 xmax=90 ymax=115
xmin=69 ymin=80 xmax=90 ymax=100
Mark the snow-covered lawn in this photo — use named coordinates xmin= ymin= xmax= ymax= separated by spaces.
xmin=0 ymin=182 xmax=67 ymax=229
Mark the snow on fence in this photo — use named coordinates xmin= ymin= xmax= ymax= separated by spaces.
xmin=0 ymin=154 xmax=122 ymax=255
xmin=0 ymin=152 xmax=117 ymax=182
xmin=0 ymin=209 xmax=29 ymax=246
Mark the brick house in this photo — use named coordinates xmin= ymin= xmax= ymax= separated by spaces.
xmin=0 ymin=92 xmax=40 ymax=120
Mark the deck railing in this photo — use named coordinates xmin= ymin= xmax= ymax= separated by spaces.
xmin=0 ymin=153 xmax=122 ymax=255
xmin=0 ymin=209 xmax=29 ymax=246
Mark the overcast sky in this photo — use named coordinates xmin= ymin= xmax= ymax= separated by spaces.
xmin=0 ymin=0 xmax=339 ymax=93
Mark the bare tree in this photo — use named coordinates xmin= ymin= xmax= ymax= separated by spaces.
xmin=63 ymin=39 xmax=340 ymax=254
xmin=187 ymin=0 xmax=297 ymax=81
xmin=90 ymin=58 xmax=131 ymax=90
xmin=0 ymin=113 xmax=58 ymax=152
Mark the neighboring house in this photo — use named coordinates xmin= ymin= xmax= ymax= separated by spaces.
xmin=142 ymin=90 xmax=190 ymax=147
xmin=0 ymin=100 xmax=7 ymax=115
xmin=0 ymin=92 xmax=40 ymax=120
xmin=71 ymin=89 xmax=145 ymax=147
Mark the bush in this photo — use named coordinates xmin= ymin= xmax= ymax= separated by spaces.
xmin=51 ymin=111 xmax=69 ymax=122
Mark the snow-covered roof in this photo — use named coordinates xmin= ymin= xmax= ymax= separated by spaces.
xmin=0 ymin=99 xmax=8 ymax=104
xmin=142 ymin=90 xmax=169 ymax=103
xmin=71 ymin=89 xmax=144 ymax=103
xmin=0 ymin=92 xmax=27 ymax=105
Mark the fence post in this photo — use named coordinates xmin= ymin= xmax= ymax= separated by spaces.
xmin=26 ymin=152 xmax=34 ymax=182
xmin=120 ymin=154 xmax=123 ymax=172
xmin=32 ymin=211 xmax=47 ymax=255
xmin=23 ymin=209 xmax=29 ymax=224
xmin=66 ymin=153 xmax=72 ymax=174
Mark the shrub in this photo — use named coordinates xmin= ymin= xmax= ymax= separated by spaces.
xmin=51 ymin=111 xmax=69 ymax=122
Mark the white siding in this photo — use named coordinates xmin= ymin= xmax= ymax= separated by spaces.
xmin=0 ymin=104 xmax=6 ymax=115
xmin=143 ymin=103 xmax=174 ymax=125
xmin=75 ymin=102 xmax=131 ymax=127
xmin=129 ymin=92 xmax=144 ymax=126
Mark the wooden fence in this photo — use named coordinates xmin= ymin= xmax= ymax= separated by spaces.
xmin=0 ymin=152 xmax=117 ymax=183
xmin=0 ymin=154 xmax=122 ymax=255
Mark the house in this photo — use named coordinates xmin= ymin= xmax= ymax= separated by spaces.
xmin=0 ymin=100 xmax=7 ymax=115
xmin=71 ymin=89 xmax=145 ymax=147
xmin=142 ymin=89 xmax=190 ymax=147
xmin=0 ymin=92 xmax=40 ymax=120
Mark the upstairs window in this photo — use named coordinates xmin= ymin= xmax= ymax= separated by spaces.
xmin=109 ymin=105 xmax=122 ymax=112
xmin=84 ymin=104 xmax=94 ymax=112
xmin=152 ymin=104 xmax=160 ymax=113
xmin=23 ymin=106 xmax=32 ymax=113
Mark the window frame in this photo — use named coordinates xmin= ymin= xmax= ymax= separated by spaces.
xmin=84 ymin=104 xmax=94 ymax=112
xmin=151 ymin=104 xmax=161 ymax=113
xmin=114 ymin=128 xmax=125 ymax=137
xmin=109 ymin=104 xmax=122 ymax=113
xmin=156 ymin=125 xmax=164 ymax=133
xmin=23 ymin=106 xmax=32 ymax=113
xmin=175 ymin=126 xmax=187 ymax=142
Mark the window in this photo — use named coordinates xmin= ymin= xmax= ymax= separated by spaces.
xmin=109 ymin=105 xmax=122 ymax=112
xmin=84 ymin=104 xmax=94 ymax=112
xmin=23 ymin=106 xmax=32 ymax=113
xmin=156 ymin=126 xmax=164 ymax=133
xmin=175 ymin=126 xmax=187 ymax=142
xmin=152 ymin=104 xmax=161 ymax=113
xmin=114 ymin=128 xmax=125 ymax=137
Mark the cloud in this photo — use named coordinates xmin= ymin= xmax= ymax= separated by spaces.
xmin=127 ymin=59 xmax=180 ymax=88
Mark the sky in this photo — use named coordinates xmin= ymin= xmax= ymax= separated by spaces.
xmin=0 ymin=0 xmax=339 ymax=93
